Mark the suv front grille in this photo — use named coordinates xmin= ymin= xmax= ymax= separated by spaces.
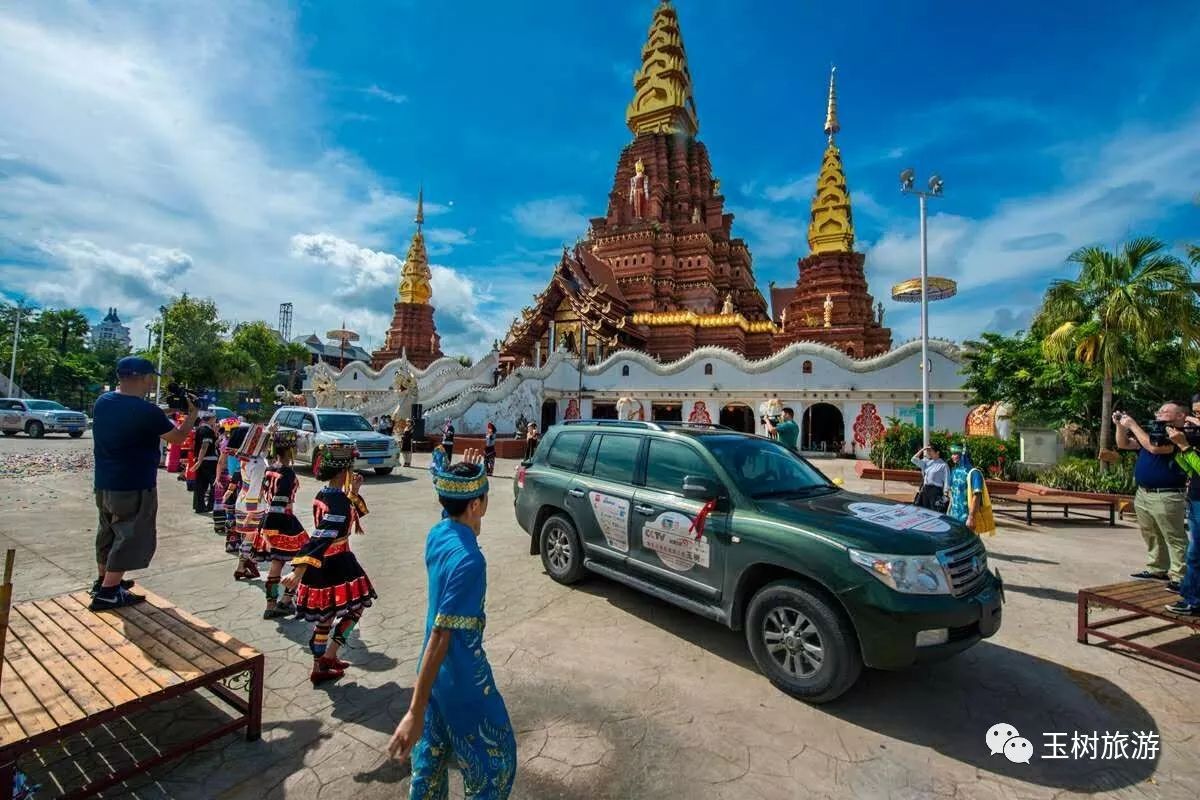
xmin=354 ymin=440 xmax=389 ymax=454
xmin=940 ymin=538 xmax=988 ymax=597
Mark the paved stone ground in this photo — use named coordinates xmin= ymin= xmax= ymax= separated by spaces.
xmin=1 ymin=433 xmax=1198 ymax=799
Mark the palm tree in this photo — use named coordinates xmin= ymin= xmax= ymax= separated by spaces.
xmin=1034 ymin=237 xmax=1199 ymax=461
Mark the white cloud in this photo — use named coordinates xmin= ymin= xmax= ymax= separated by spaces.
xmin=737 ymin=208 xmax=808 ymax=259
xmin=362 ymin=84 xmax=407 ymax=105
xmin=511 ymin=196 xmax=590 ymax=240
xmin=865 ymin=115 xmax=1200 ymax=330
xmin=0 ymin=2 xmax=430 ymax=349
xmin=761 ymin=173 xmax=816 ymax=203
xmin=289 ymin=233 xmax=503 ymax=356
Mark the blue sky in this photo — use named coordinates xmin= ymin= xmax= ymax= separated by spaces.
xmin=1 ymin=0 xmax=1197 ymax=357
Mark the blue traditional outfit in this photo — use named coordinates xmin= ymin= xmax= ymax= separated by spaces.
xmin=409 ymin=464 xmax=516 ymax=799
xmin=429 ymin=445 xmax=448 ymax=483
xmin=947 ymin=447 xmax=987 ymax=527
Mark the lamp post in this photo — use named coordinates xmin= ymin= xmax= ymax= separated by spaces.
xmin=7 ymin=301 xmax=22 ymax=398
xmin=893 ymin=169 xmax=955 ymax=449
xmin=155 ymin=306 xmax=167 ymax=402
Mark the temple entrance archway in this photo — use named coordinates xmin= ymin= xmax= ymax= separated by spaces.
xmin=719 ymin=403 xmax=756 ymax=434
xmin=652 ymin=402 xmax=682 ymax=422
xmin=541 ymin=400 xmax=558 ymax=431
xmin=592 ymin=402 xmax=618 ymax=420
xmin=802 ymin=403 xmax=844 ymax=453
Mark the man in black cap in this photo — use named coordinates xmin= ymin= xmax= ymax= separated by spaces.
xmin=90 ymin=356 xmax=197 ymax=610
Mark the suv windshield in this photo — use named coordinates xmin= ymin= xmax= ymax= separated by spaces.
xmin=25 ymin=400 xmax=67 ymax=411
xmin=317 ymin=413 xmax=373 ymax=432
xmin=699 ymin=434 xmax=834 ymax=500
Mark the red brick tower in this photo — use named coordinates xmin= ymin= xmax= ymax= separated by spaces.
xmin=773 ymin=68 xmax=892 ymax=359
xmin=500 ymin=0 xmax=775 ymax=364
xmin=372 ymin=188 xmax=444 ymax=369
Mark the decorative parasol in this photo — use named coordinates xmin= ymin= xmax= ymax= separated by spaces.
xmin=326 ymin=324 xmax=360 ymax=369
xmin=890 ymin=277 xmax=958 ymax=303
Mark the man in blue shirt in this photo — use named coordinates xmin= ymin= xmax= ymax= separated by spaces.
xmin=389 ymin=450 xmax=516 ymax=798
xmin=91 ymin=357 xmax=197 ymax=610
xmin=1115 ymin=403 xmax=1189 ymax=585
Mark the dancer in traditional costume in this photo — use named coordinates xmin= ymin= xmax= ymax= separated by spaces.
xmin=389 ymin=450 xmax=517 ymax=799
xmin=257 ymin=429 xmax=309 ymax=619
xmin=429 ymin=443 xmax=447 ymax=483
xmin=282 ymin=443 xmax=377 ymax=685
xmin=484 ymin=422 xmax=497 ymax=476
xmin=220 ymin=423 xmax=248 ymax=553
xmin=233 ymin=425 xmax=270 ymax=580
xmin=399 ymin=419 xmax=414 ymax=468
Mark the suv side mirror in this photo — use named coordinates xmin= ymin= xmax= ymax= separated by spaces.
xmin=682 ymin=476 xmax=722 ymax=501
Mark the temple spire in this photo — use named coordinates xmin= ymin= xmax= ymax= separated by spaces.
xmin=398 ymin=186 xmax=433 ymax=304
xmin=807 ymin=68 xmax=855 ymax=255
xmin=625 ymin=0 xmax=699 ymax=138
xmin=824 ymin=66 xmax=840 ymax=142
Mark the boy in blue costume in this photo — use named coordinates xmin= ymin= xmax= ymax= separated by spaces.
xmin=389 ymin=449 xmax=517 ymax=799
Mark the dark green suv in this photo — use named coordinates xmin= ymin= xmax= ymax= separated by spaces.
xmin=514 ymin=420 xmax=1003 ymax=702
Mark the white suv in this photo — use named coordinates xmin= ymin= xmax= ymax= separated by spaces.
xmin=0 ymin=398 xmax=89 ymax=438
xmin=268 ymin=406 xmax=399 ymax=475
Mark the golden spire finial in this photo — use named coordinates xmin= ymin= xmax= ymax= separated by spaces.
xmin=626 ymin=0 xmax=699 ymax=137
xmin=398 ymin=185 xmax=433 ymax=305
xmin=808 ymin=70 xmax=854 ymax=255
xmin=824 ymin=65 xmax=840 ymax=142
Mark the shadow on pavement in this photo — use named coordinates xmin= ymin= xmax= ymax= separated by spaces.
xmin=1002 ymin=582 xmax=1080 ymax=604
xmin=575 ymin=575 xmax=1160 ymax=792
xmin=988 ymin=551 xmax=1060 ymax=566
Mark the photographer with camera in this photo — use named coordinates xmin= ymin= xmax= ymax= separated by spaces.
xmin=1161 ymin=393 xmax=1200 ymax=616
xmin=1114 ymin=401 xmax=1189 ymax=587
xmin=91 ymin=357 xmax=198 ymax=611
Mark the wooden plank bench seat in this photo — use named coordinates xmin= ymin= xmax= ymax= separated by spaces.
xmin=0 ymin=589 xmax=263 ymax=798
xmin=1077 ymin=580 xmax=1200 ymax=674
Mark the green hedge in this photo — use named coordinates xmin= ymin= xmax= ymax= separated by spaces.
xmin=869 ymin=422 xmax=1016 ymax=477
xmin=1022 ymin=456 xmax=1135 ymax=496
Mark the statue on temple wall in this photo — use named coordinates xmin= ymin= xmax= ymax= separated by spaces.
xmin=876 ymin=301 xmax=885 ymax=325
xmin=560 ymin=328 xmax=577 ymax=354
xmin=691 ymin=206 xmax=701 ymax=224
xmin=721 ymin=293 xmax=735 ymax=315
xmin=629 ymin=158 xmax=650 ymax=218
xmin=712 ymin=178 xmax=721 ymax=197
xmin=823 ymin=294 xmax=834 ymax=328
xmin=780 ymin=308 xmax=788 ymax=328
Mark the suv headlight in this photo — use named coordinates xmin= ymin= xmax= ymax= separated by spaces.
xmin=848 ymin=549 xmax=951 ymax=595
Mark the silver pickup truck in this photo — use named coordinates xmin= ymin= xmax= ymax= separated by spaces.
xmin=0 ymin=398 xmax=90 ymax=438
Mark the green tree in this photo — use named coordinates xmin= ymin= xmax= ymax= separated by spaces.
xmin=1034 ymin=237 xmax=1199 ymax=459
xmin=33 ymin=308 xmax=90 ymax=354
xmin=282 ymin=341 xmax=311 ymax=392
xmin=152 ymin=295 xmax=228 ymax=389
xmin=229 ymin=321 xmax=288 ymax=400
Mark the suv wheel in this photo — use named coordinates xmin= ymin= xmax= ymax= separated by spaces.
xmin=745 ymin=580 xmax=862 ymax=703
xmin=69 ymin=431 xmax=84 ymax=438
xmin=25 ymin=420 xmax=44 ymax=439
xmin=374 ymin=467 xmax=394 ymax=476
xmin=539 ymin=513 xmax=585 ymax=585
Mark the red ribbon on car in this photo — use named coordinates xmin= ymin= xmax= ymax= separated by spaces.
xmin=690 ymin=499 xmax=718 ymax=540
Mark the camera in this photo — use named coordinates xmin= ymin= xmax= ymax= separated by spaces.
xmin=1143 ymin=419 xmax=1200 ymax=447
xmin=165 ymin=382 xmax=202 ymax=412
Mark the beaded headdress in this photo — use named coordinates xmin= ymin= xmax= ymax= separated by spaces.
xmin=433 ymin=462 xmax=489 ymax=501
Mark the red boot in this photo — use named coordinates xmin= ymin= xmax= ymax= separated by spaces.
xmin=310 ymin=657 xmax=345 ymax=686
xmin=233 ymin=560 xmax=261 ymax=580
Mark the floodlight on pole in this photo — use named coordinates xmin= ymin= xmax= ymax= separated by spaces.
xmin=156 ymin=306 xmax=167 ymax=402
xmin=892 ymin=169 xmax=955 ymax=449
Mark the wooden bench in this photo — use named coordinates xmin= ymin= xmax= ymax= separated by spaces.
xmin=1077 ymin=580 xmax=1200 ymax=673
xmin=0 ymin=589 xmax=264 ymax=798
xmin=991 ymin=493 xmax=1118 ymax=527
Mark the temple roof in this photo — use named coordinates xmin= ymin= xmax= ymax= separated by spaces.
xmin=626 ymin=0 xmax=699 ymax=138
xmin=398 ymin=186 xmax=433 ymax=305
xmin=807 ymin=67 xmax=855 ymax=255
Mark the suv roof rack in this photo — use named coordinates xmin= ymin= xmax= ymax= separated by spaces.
xmin=559 ymin=419 xmax=734 ymax=433
xmin=562 ymin=419 xmax=658 ymax=430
